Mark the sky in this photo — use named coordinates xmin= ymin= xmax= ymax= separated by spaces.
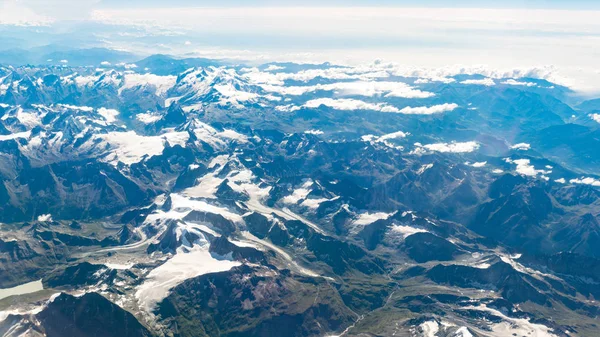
xmin=1 ymin=0 xmax=600 ymax=95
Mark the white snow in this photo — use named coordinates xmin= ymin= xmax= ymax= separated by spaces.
xmin=454 ymin=326 xmax=474 ymax=337
xmin=217 ymin=129 xmax=249 ymax=142
xmin=214 ymin=83 xmax=259 ymax=107
xmin=417 ymin=163 xmax=434 ymax=174
xmin=190 ymin=122 xmax=248 ymax=150
xmin=157 ymin=193 xmax=243 ymax=223
xmin=300 ymin=197 xmax=332 ymax=209
xmin=135 ymin=239 xmax=240 ymax=312
xmin=0 ymin=131 xmax=31 ymax=142
xmin=98 ymin=131 xmax=189 ymax=165
xmin=464 ymin=304 xmax=559 ymax=337
xmin=136 ymin=112 xmax=163 ymax=124
xmin=282 ymin=181 xmax=313 ymax=204
xmin=57 ymin=104 xmax=94 ymax=112
xmin=120 ymin=73 xmax=176 ymax=96
xmin=354 ymin=212 xmax=393 ymax=225
xmin=390 ymin=225 xmax=428 ymax=238
xmin=419 ymin=320 xmax=439 ymax=337
xmin=104 ymin=263 xmax=135 ymax=270
xmin=15 ymin=108 xmax=42 ymax=128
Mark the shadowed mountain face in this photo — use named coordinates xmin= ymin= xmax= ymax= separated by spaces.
xmin=0 ymin=57 xmax=599 ymax=337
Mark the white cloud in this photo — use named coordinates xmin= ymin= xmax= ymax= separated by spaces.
xmin=136 ymin=112 xmax=162 ymax=124
xmin=261 ymin=80 xmax=434 ymax=99
xmin=511 ymin=143 xmax=531 ymax=150
xmin=399 ymin=103 xmax=458 ymax=115
xmin=414 ymin=77 xmax=455 ymax=84
xmin=37 ymin=214 xmax=52 ymax=222
xmin=505 ymin=158 xmax=551 ymax=177
xmin=378 ymin=130 xmax=408 ymax=141
xmin=0 ymin=1 xmax=53 ymax=26
xmin=569 ymin=177 xmax=600 ymax=187
xmin=413 ymin=141 xmax=479 ymax=154
xmin=303 ymin=98 xmax=400 ymax=112
xmin=555 ymin=178 xmax=566 ymax=184
xmin=304 ymin=129 xmax=324 ymax=135
xmin=5 ymin=4 xmax=600 ymax=94
xmin=466 ymin=161 xmax=487 ymax=167
xmin=97 ymin=107 xmax=119 ymax=123
xmin=362 ymin=130 xmax=408 ymax=150
xmin=275 ymin=104 xmax=301 ymax=112
xmin=117 ymin=63 xmax=138 ymax=69
xmin=502 ymin=79 xmax=537 ymax=87
xmin=590 ymin=113 xmax=600 ymax=123
xmin=265 ymin=65 xmax=285 ymax=71
xmin=17 ymin=0 xmax=100 ymax=21
xmin=460 ymin=78 xmax=495 ymax=86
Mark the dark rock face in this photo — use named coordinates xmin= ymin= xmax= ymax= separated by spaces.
xmin=403 ymin=232 xmax=463 ymax=263
xmin=156 ymin=265 xmax=355 ymax=337
xmin=243 ymin=212 xmax=272 ymax=238
xmin=306 ymin=233 xmax=386 ymax=275
xmin=44 ymin=262 xmax=113 ymax=288
xmin=427 ymin=262 xmax=549 ymax=304
xmin=37 ymin=293 xmax=152 ymax=337
xmin=209 ymin=236 xmax=266 ymax=263
xmin=183 ymin=211 xmax=236 ymax=235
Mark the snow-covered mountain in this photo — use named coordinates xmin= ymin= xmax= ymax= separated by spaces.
xmin=1 ymin=56 xmax=599 ymax=337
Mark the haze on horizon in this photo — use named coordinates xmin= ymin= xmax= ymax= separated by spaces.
xmin=1 ymin=0 xmax=600 ymax=95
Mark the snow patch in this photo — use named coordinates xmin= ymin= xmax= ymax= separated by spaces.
xmin=135 ymin=239 xmax=240 ymax=312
